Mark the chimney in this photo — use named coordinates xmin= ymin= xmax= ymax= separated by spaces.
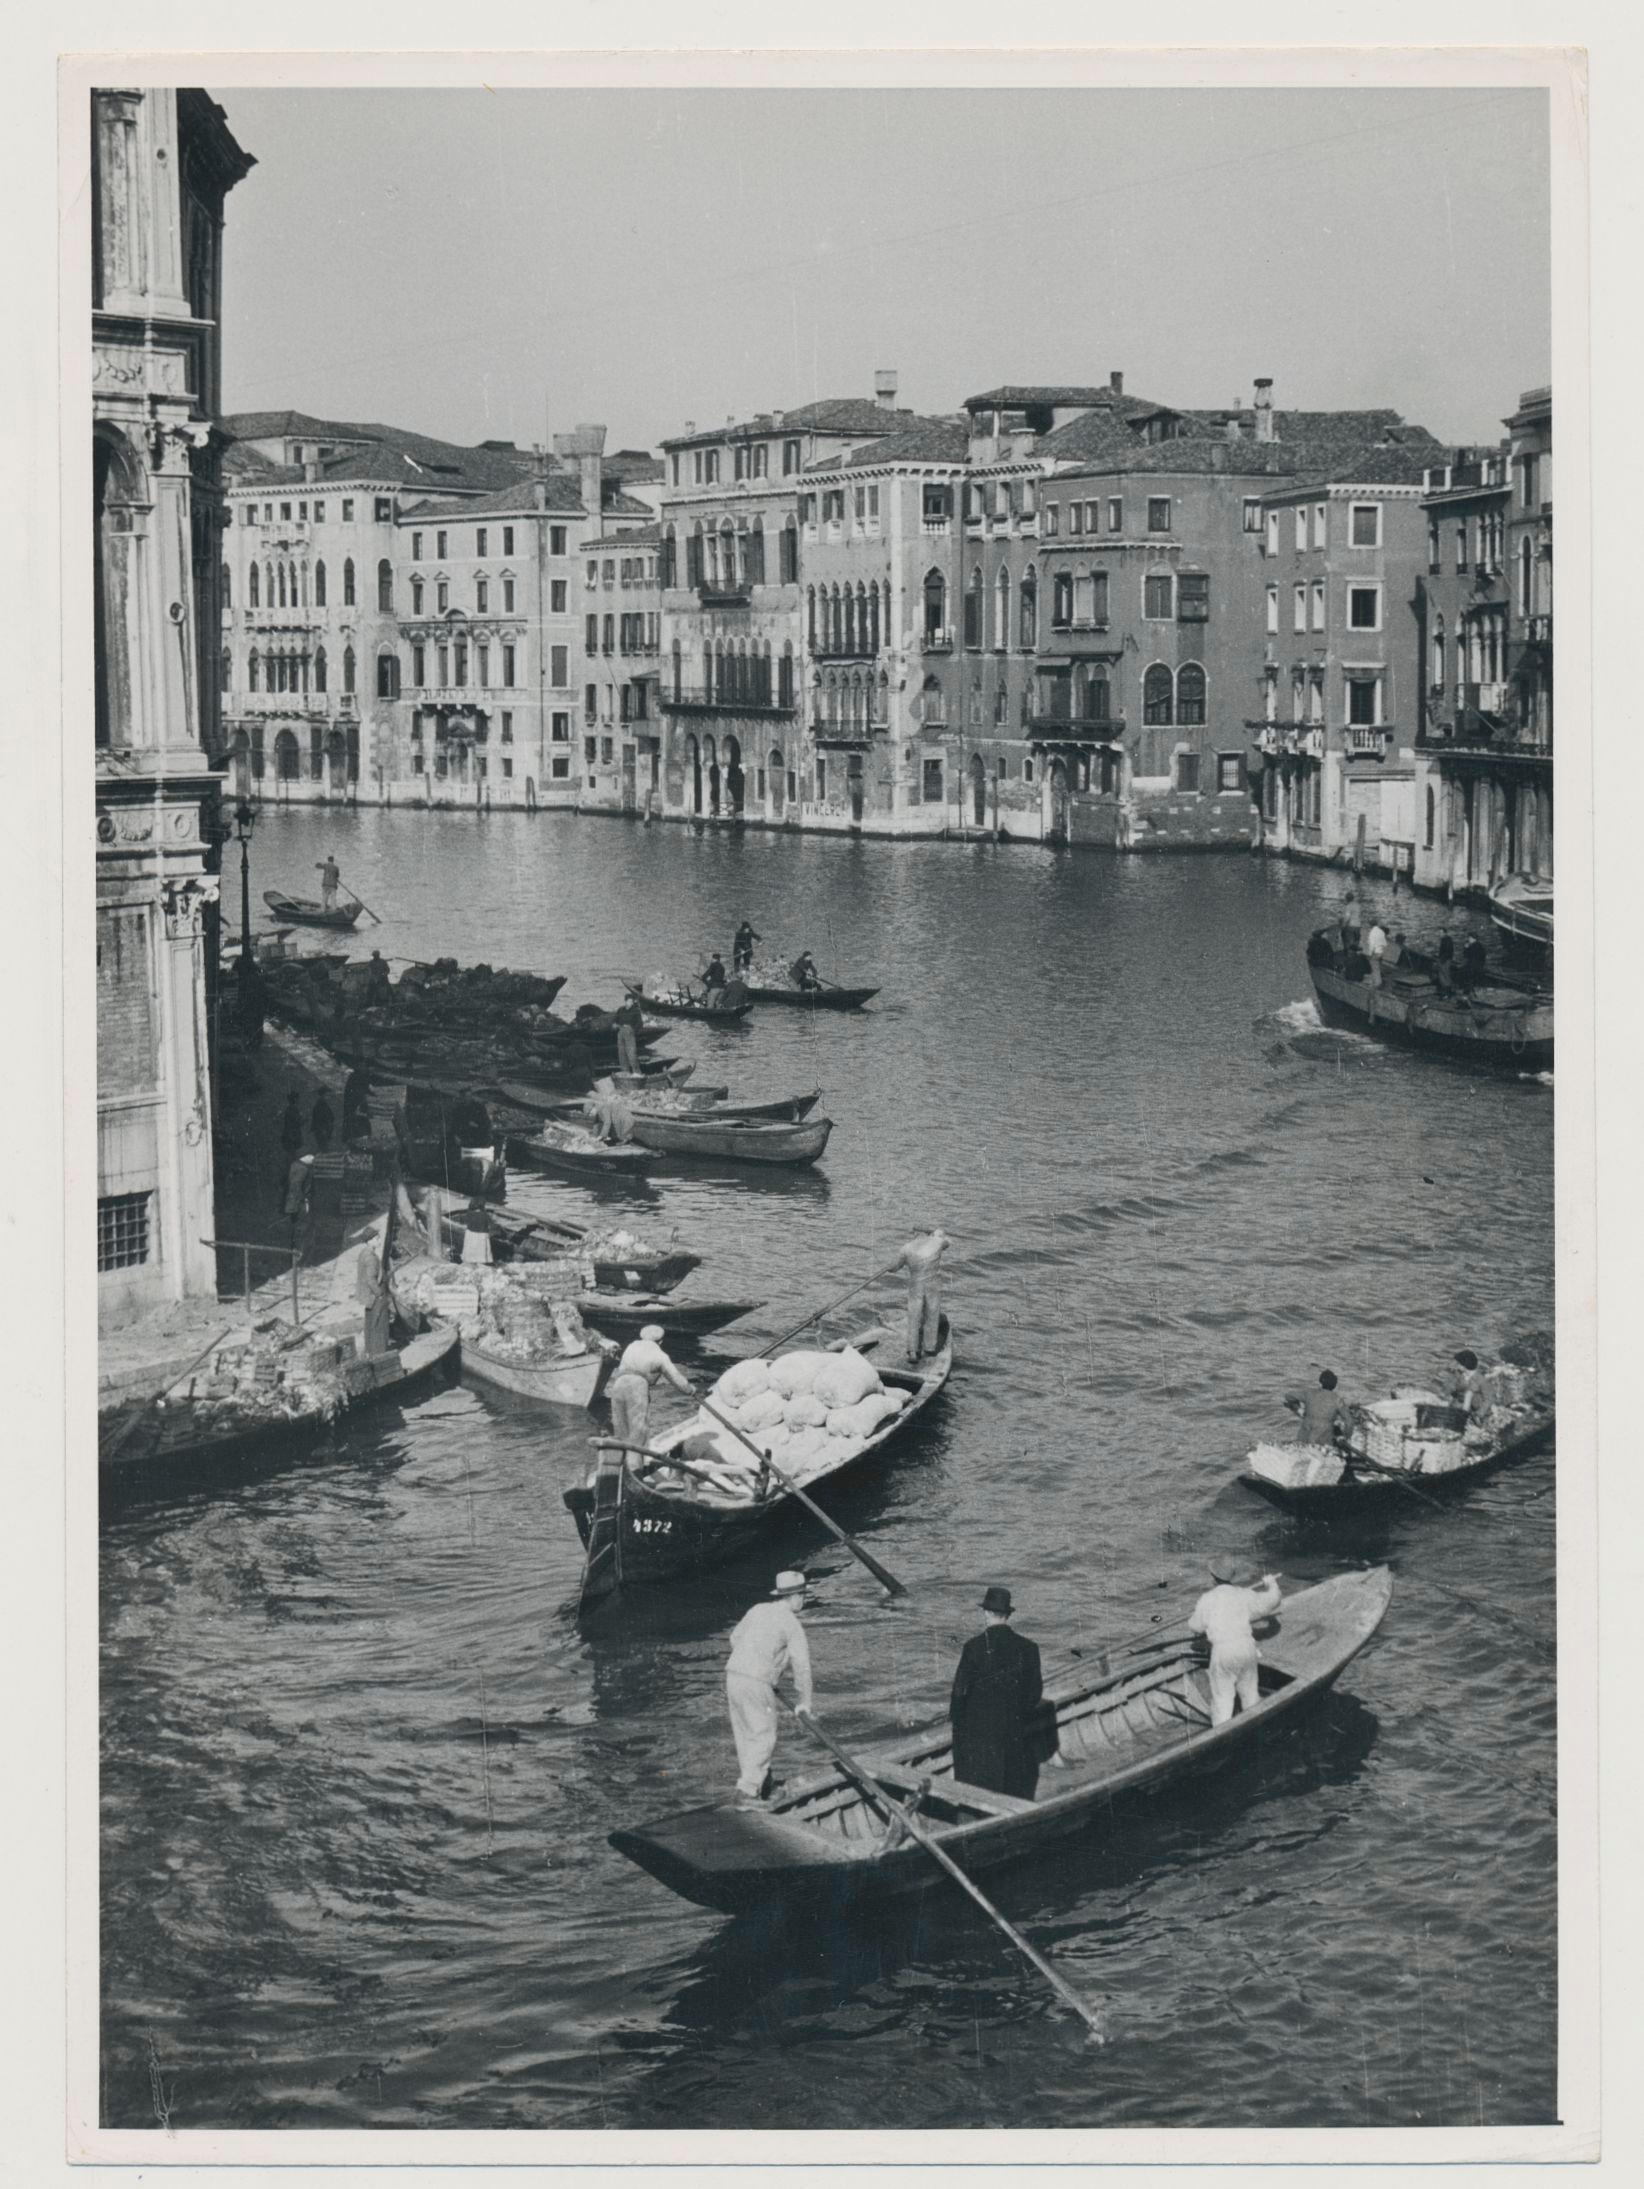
xmin=553 ymin=424 xmax=606 ymax=519
xmin=303 ymin=456 xmax=320 ymax=483
xmin=1109 ymin=371 xmax=1124 ymax=396
xmin=874 ymin=369 xmax=899 ymax=411
xmin=771 ymin=410 xmax=784 ymax=430
xmin=683 ymin=420 xmax=695 ymax=435
xmin=1253 ymin=377 xmax=1275 ymax=443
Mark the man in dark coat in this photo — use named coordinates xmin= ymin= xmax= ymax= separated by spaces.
xmin=949 ymin=1586 xmax=1043 ymax=1799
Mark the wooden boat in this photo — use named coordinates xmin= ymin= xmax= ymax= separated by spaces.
xmin=545 ymin=1088 xmax=819 ymax=1126
xmin=576 ymin=1293 xmax=761 ymax=1343
xmin=628 ymin=1113 xmax=833 ymax=1167
xmin=743 ymin=975 xmax=880 ymax=1011
xmin=611 ymin=1566 xmax=1392 ymax=1914
xmin=1489 ymin=875 xmax=1554 ymax=951
xmin=1239 ymin=1394 xmax=1554 ymax=1517
xmin=460 ymin=1329 xmax=615 ymax=1409
xmin=435 ymin=1204 xmax=703 ymax=1292
xmin=262 ymin=887 xmax=364 ymax=931
xmin=506 ymin=1122 xmax=655 ymax=1178
xmin=1306 ymin=931 xmax=1552 ymax=1070
xmin=100 ymin=1324 xmax=458 ymax=1477
xmin=624 ymin=983 xmax=754 ymax=1026
xmin=394 ymin=1085 xmax=506 ymax=1196
xmin=565 ymin=1320 xmax=951 ymax=1597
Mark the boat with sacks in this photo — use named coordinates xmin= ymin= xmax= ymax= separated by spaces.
xmin=566 ymin=1321 xmax=951 ymax=1598
xmin=610 ymin=1567 xmax=1391 ymax=1914
xmin=1305 ymin=929 xmax=1552 ymax=1070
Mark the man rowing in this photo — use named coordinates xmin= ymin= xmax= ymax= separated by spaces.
xmin=1285 ymin=1368 xmax=1351 ymax=1449
xmin=316 ymin=851 xmax=341 ymax=912
xmin=733 ymin=920 xmax=761 ymax=972
xmin=790 ymin=950 xmax=820 ymax=992
xmin=726 ymin=1570 xmax=815 ymax=1803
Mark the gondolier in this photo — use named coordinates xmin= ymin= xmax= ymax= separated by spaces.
xmin=607 ymin=1322 xmax=693 ymax=1453
xmin=317 ymin=852 xmax=342 ymax=912
xmin=1189 ymin=1559 xmax=1282 ymax=1726
xmin=790 ymin=949 xmax=820 ymax=991
xmin=726 ymin=1570 xmax=815 ymax=1803
xmin=897 ymin=1226 xmax=952 ymax=1363
xmin=733 ymin=920 xmax=760 ymax=972
xmin=949 ymin=1586 xmax=1044 ymax=1798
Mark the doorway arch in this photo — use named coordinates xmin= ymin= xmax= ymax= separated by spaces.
xmin=273 ymin=728 xmax=300 ymax=782
xmin=970 ymin=752 xmax=987 ymax=828
xmin=723 ymin=734 xmax=744 ymax=815
xmin=1046 ymin=756 xmax=1071 ymax=843
xmin=768 ymin=747 xmax=786 ymax=817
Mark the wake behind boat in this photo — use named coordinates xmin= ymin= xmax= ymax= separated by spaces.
xmin=611 ymin=1568 xmax=1391 ymax=1915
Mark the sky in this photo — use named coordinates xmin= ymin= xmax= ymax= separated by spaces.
xmin=212 ymin=86 xmax=1551 ymax=454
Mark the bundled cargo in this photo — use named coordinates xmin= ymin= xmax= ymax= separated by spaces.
xmin=687 ymin=1343 xmax=911 ymax=1489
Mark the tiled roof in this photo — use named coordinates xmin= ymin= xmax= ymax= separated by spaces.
xmin=602 ymin=487 xmax=657 ymax=517
xmin=606 ymin=450 xmax=665 ymax=482
xmin=395 ymin=477 xmax=586 ymax=519
xmin=811 ymin=419 xmax=972 ymax=471
xmin=1048 ymin=435 xmax=1301 ymax=482
xmin=581 ymin=521 xmax=662 ymax=549
xmin=662 ymin=399 xmax=922 ymax=450
xmin=965 ymin=385 xmax=1164 ymax=416
xmin=1036 ymin=407 xmax=1163 ymax=462
xmin=220 ymin=410 xmax=548 ymax=497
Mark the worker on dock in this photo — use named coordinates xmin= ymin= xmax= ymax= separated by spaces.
xmin=310 ymin=1086 xmax=336 ymax=1153
xmin=733 ymin=920 xmax=761 ymax=972
xmin=897 ymin=1227 xmax=952 ymax=1364
xmin=607 ymin=1322 xmax=693 ymax=1453
xmin=726 ymin=1570 xmax=815 ymax=1803
xmin=283 ymin=1152 xmax=314 ymax=1248
xmin=1189 ymin=1559 xmax=1282 ymax=1726
xmin=949 ymin=1586 xmax=1044 ymax=1799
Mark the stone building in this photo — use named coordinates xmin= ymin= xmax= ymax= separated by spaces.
xmin=1406 ymin=390 xmax=1552 ymax=895
xmin=94 ymin=87 xmax=253 ymax=1325
xmin=568 ymin=428 xmax=666 ymax=812
xmin=655 ymin=377 xmax=948 ymax=823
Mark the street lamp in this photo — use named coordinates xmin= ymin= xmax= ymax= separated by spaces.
xmin=229 ymin=731 xmax=258 ymax=967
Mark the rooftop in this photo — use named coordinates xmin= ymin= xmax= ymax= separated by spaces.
xmin=221 ymin=410 xmax=552 ymax=498
xmin=662 ymin=397 xmax=924 ymax=450
xmin=809 ymin=419 xmax=973 ymax=472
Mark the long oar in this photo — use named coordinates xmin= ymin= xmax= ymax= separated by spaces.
xmin=101 ymin=1326 xmax=232 ymax=1465
xmin=791 ymin=1705 xmax=1105 ymax=2042
xmin=1345 ymin=1450 xmax=1450 ymax=1511
xmin=341 ymin=880 xmax=384 ymax=925
xmin=695 ymin=1396 xmax=907 ymax=1599
xmin=752 ymin=1257 xmax=907 ymax=1360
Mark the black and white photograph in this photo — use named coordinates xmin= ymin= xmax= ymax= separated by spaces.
xmin=43 ymin=32 xmax=1608 ymax=2170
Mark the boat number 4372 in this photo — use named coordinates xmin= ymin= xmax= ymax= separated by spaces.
xmin=630 ymin=1518 xmax=674 ymax=1536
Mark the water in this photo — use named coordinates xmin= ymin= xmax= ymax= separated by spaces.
xmin=101 ymin=810 xmax=1556 ymax=2130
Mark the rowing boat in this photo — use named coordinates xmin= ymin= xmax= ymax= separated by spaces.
xmin=623 ymin=984 xmax=754 ymax=1026
xmin=460 ymin=1329 xmax=616 ymax=1409
xmin=546 ymin=1088 xmax=819 ymax=1126
xmin=610 ymin=1566 xmax=1391 ymax=1913
xmin=430 ymin=1203 xmax=702 ymax=1292
xmin=506 ymin=1122 xmax=655 ymax=1178
xmin=262 ymin=888 xmax=364 ymax=931
xmin=1489 ymin=874 xmax=1555 ymax=952
xmin=565 ymin=1320 xmax=950 ymax=1595
xmin=742 ymin=978 xmax=879 ymax=1011
xmin=1306 ymin=932 xmax=1552 ymax=1070
xmin=1239 ymin=1397 xmax=1554 ymax=1516
xmin=576 ymin=1292 xmax=761 ymax=1342
xmin=628 ymin=1113 xmax=833 ymax=1167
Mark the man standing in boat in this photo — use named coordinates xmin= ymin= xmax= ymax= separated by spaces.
xmin=316 ymin=851 xmax=341 ymax=913
xmin=1189 ymin=1559 xmax=1282 ymax=1727
xmin=701 ymin=952 xmax=727 ymax=994
xmin=897 ymin=1227 xmax=952 ymax=1364
xmin=613 ymin=994 xmax=644 ymax=1077
xmin=607 ymin=1322 xmax=694 ymax=1454
xmin=1285 ymin=1369 xmax=1351 ymax=1449
xmin=949 ymin=1586 xmax=1043 ymax=1798
xmin=733 ymin=920 xmax=760 ymax=973
xmin=726 ymin=1570 xmax=815 ymax=1803
xmin=790 ymin=949 xmax=820 ymax=992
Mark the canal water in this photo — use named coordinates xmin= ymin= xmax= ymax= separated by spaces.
xmin=100 ymin=809 xmax=1556 ymax=2132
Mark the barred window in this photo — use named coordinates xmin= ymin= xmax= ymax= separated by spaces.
xmin=98 ymin=1191 xmax=151 ymax=1271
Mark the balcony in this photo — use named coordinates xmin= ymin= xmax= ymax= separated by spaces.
xmin=697 ymin=582 xmax=753 ymax=608
xmin=1027 ymin=713 xmax=1126 ymax=744
xmin=812 ymin=638 xmax=880 ymax=663
xmin=660 ymin=686 xmax=796 ymax=720
xmin=239 ymin=692 xmax=329 ymax=718
xmin=1466 ymin=681 xmax=1509 ymax=715
xmin=1345 ymin=725 xmax=1392 ymax=759
xmin=810 ymin=719 xmax=881 ymax=747
xmin=921 ymin=627 xmax=955 ymax=654
xmin=241 ymin=608 xmax=324 ymax=632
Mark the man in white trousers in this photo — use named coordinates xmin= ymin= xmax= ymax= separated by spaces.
xmin=725 ymin=1570 xmax=815 ymax=1803
xmin=1189 ymin=1558 xmax=1282 ymax=1726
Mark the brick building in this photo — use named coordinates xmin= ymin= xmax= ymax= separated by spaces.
xmin=94 ymin=87 xmax=253 ymax=1325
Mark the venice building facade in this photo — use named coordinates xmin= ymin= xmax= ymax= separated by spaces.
xmin=94 ymin=86 xmax=253 ymax=1328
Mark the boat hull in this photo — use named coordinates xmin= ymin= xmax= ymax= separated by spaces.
xmin=743 ymin=983 xmax=879 ymax=1011
xmin=1488 ymin=877 xmax=1554 ymax=951
xmin=262 ymin=890 xmax=363 ymax=930
xmin=576 ymin=1294 xmax=760 ymax=1341
xmin=459 ymin=1335 xmax=613 ymax=1408
xmin=1239 ymin=1408 xmax=1553 ymax=1516
xmin=611 ymin=1568 xmax=1390 ymax=1913
xmin=628 ymin=1114 xmax=833 ymax=1166
xmin=506 ymin=1129 xmax=654 ymax=1178
xmin=1309 ymin=960 xmax=1552 ymax=1070
xmin=546 ymin=1089 xmax=819 ymax=1125
xmin=623 ymin=986 xmax=753 ymax=1025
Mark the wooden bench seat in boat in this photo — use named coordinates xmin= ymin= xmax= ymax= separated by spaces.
xmin=866 ymin=1763 xmax=1038 ymax=1816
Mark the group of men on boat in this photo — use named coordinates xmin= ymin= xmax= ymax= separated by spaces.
xmin=1285 ymin=1348 xmax=1497 ymax=1467
xmin=1309 ymin=916 xmax=1490 ymax=995
xmin=696 ymin=923 xmax=821 ymax=996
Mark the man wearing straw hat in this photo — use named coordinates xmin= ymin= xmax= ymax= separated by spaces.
xmin=607 ymin=1323 xmax=693 ymax=1454
xmin=725 ymin=1571 xmax=815 ymax=1803
xmin=1189 ymin=1558 xmax=1283 ymax=1727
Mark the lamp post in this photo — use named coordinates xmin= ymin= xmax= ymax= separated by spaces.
xmin=233 ymin=791 xmax=257 ymax=966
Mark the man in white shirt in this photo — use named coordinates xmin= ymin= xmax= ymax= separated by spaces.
xmin=726 ymin=1571 xmax=815 ymax=1801
xmin=1365 ymin=921 xmax=1389 ymax=986
xmin=607 ymin=1323 xmax=693 ymax=1452
xmin=1189 ymin=1560 xmax=1283 ymax=1727
xmin=897 ymin=1227 xmax=952 ymax=1364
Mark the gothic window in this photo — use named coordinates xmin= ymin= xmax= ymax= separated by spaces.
xmin=249 ymin=562 xmax=260 ymax=608
xmin=343 ymin=558 xmax=356 ymax=607
xmin=923 ymin=568 xmax=947 ymax=641
xmin=248 ymin=649 xmax=260 ymax=691
xmin=964 ymin=565 xmax=984 ymax=649
xmin=1177 ymin=663 xmax=1207 ymax=726
xmin=221 ymin=563 xmax=232 ymax=610
xmin=1143 ymin=663 xmax=1174 ymax=725
xmin=314 ymin=560 xmax=326 ymax=607
xmin=343 ymin=645 xmax=356 ymax=694
xmin=1020 ymin=568 xmax=1037 ymax=648
xmin=314 ymin=644 xmax=327 ymax=692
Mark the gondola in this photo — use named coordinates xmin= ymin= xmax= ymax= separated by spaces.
xmin=628 ymin=1113 xmax=833 ymax=1167
xmin=576 ymin=1293 xmax=762 ymax=1343
xmin=262 ymin=888 xmax=364 ymax=931
xmin=506 ymin=1122 xmax=656 ymax=1178
xmin=565 ymin=1320 xmax=951 ymax=1596
xmin=1239 ymin=1396 xmax=1554 ymax=1517
xmin=623 ymin=984 xmax=754 ymax=1026
xmin=742 ymin=976 xmax=879 ymax=1011
xmin=610 ymin=1567 xmax=1392 ymax=1915
xmin=1306 ymin=931 xmax=1552 ymax=1071
xmin=545 ymin=1088 xmax=820 ymax=1126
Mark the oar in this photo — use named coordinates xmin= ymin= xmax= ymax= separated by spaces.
xmin=791 ymin=1705 xmax=1106 ymax=2042
xmin=752 ymin=1257 xmax=907 ymax=1359
xmin=101 ymin=1326 xmax=232 ymax=1464
xmin=695 ymin=1396 xmax=907 ymax=1599
xmin=341 ymin=879 xmax=383 ymax=925
xmin=1344 ymin=1450 xmax=1450 ymax=1511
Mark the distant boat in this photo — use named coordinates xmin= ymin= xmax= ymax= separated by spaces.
xmin=1240 ymin=1390 xmax=1554 ymax=1517
xmin=628 ymin=1112 xmax=833 ymax=1167
xmin=743 ymin=971 xmax=879 ymax=1011
xmin=262 ymin=888 xmax=363 ymax=931
xmin=623 ymin=983 xmax=754 ymax=1025
xmin=1489 ymin=875 xmax=1554 ymax=951
xmin=1305 ymin=931 xmax=1552 ymax=1071
xmin=610 ymin=1568 xmax=1391 ymax=1915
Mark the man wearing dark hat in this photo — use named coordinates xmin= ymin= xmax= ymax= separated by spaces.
xmin=1447 ymin=1349 xmax=1490 ymax=1424
xmin=948 ymin=1587 xmax=1044 ymax=1799
xmin=726 ymin=1570 xmax=815 ymax=1802
xmin=1189 ymin=1560 xmax=1282 ymax=1727
xmin=1285 ymin=1368 xmax=1350 ymax=1449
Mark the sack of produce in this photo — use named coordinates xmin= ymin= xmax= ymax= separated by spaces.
xmin=826 ymin=1392 xmax=897 ymax=1439
xmin=812 ymin=1345 xmax=881 ymax=1410
xmin=769 ymin=1349 xmax=829 ymax=1399
xmin=785 ymin=1391 xmax=829 ymax=1429
xmin=736 ymin=1388 xmax=786 ymax=1432
xmin=714 ymin=1357 xmax=772 ymax=1406
xmin=782 ymin=1427 xmax=834 ymax=1473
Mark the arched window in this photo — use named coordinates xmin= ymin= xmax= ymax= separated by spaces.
xmin=1177 ymin=663 xmax=1206 ymax=726
xmin=1519 ymin=535 xmax=1534 ymax=615
xmin=343 ymin=644 xmax=356 ymax=694
xmin=995 ymin=565 xmax=1011 ymax=650
xmin=1431 ymin=618 xmax=1446 ymax=690
xmin=671 ymin=640 xmax=683 ymax=702
xmin=779 ymin=642 xmax=795 ymax=708
xmin=343 ymin=557 xmax=356 ymax=608
xmin=868 ymin=584 xmax=880 ymax=654
xmin=313 ymin=559 xmax=326 ymax=607
xmin=780 ymin=517 xmax=799 ymax=584
xmin=920 ymin=671 xmax=944 ymax=725
xmin=274 ymin=563 xmax=285 ymax=609
xmin=687 ymin=522 xmax=704 ymax=589
xmin=749 ymin=518 xmax=766 ymax=585
xmin=248 ymin=562 xmax=260 ymax=609
xmin=1143 ymin=663 xmax=1174 ymax=725
xmin=721 ymin=521 xmax=737 ymax=587
xmin=220 ymin=648 xmax=232 ymax=693
xmin=807 ymin=586 xmax=817 ymax=648
xmin=1425 ymin=783 xmax=1436 ymax=849
xmin=314 ymin=644 xmax=327 ymax=693
xmin=1020 ymin=567 xmax=1037 ymax=648
xmin=843 ymin=586 xmax=856 ymax=653
xmin=378 ymin=559 xmax=393 ymax=612
xmin=376 ymin=649 xmax=399 ymax=699
xmin=411 ymin=578 xmax=424 ymax=616
xmin=923 ymin=568 xmax=947 ymax=642
xmin=297 ymin=562 xmax=308 ymax=607
xmin=264 ymin=563 xmax=275 ymax=610
xmin=221 ymin=563 xmax=232 ymax=610
xmin=964 ymin=565 xmax=984 ymax=649
xmin=248 ymin=649 xmax=260 ymax=692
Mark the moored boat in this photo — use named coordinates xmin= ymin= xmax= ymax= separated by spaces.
xmin=743 ymin=972 xmax=879 ymax=1011
xmin=628 ymin=1112 xmax=833 ymax=1167
xmin=610 ymin=1567 xmax=1391 ymax=1914
xmin=576 ymin=1292 xmax=762 ymax=1342
xmin=428 ymin=1202 xmax=702 ymax=1292
xmin=1305 ymin=930 xmax=1552 ymax=1070
xmin=460 ymin=1331 xmax=615 ymax=1408
xmin=1489 ymin=875 xmax=1555 ymax=951
xmin=565 ymin=1319 xmax=950 ymax=1597
xmin=506 ymin=1121 xmax=655 ymax=1178
xmin=262 ymin=887 xmax=364 ymax=930
xmin=624 ymin=982 xmax=754 ymax=1025
xmin=545 ymin=1088 xmax=819 ymax=1126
